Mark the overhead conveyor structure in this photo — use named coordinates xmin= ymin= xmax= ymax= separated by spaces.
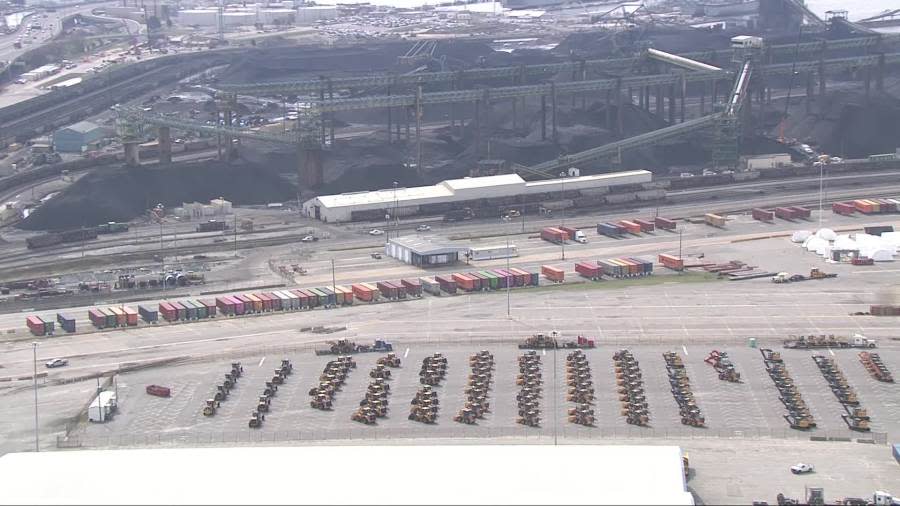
xmin=646 ymin=48 xmax=722 ymax=72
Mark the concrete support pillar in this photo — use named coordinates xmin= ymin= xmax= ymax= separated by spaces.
xmin=700 ymin=82 xmax=706 ymax=115
xmin=551 ymin=83 xmax=558 ymax=142
xmin=655 ymin=85 xmax=663 ymax=118
xmin=818 ymin=59 xmax=826 ymax=98
xmin=605 ymin=89 xmax=612 ymax=131
xmin=667 ymin=84 xmax=675 ymax=124
xmin=876 ymin=54 xmax=885 ymax=92
xmin=298 ymin=146 xmax=323 ymax=188
xmin=616 ymin=79 xmax=624 ymax=136
xmin=644 ymin=86 xmax=651 ymax=111
xmin=865 ymin=69 xmax=871 ymax=101
xmin=540 ymin=95 xmax=547 ymax=141
xmin=124 ymin=142 xmax=140 ymax=167
xmin=805 ymin=73 xmax=814 ymax=114
xmin=158 ymin=126 xmax=172 ymax=164
xmin=679 ymin=77 xmax=686 ymax=123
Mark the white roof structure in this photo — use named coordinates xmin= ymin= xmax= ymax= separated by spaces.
xmin=304 ymin=170 xmax=652 ymax=223
xmin=0 ymin=445 xmax=691 ymax=505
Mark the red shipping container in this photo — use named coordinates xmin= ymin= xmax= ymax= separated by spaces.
xmin=774 ymin=207 xmax=797 ymax=220
xmin=658 ymin=254 xmax=684 ymax=271
xmin=468 ymin=272 xmax=489 ymax=291
xmin=387 ymin=281 xmax=408 ymax=299
xmin=452 ymin=273 xmax=476 ymax=292
xmin=492 ymin=269 xmax=514 ymax=288
xmin=216 ymin=297 xmax=235 ymax=315
xmin=200 ymin=300 xmax=217 ymax=317
xmin=618 ymin=220 xmax=642 ymax=235
xmin=228 ymin=296 xmax=246 ymax=315
xmin=352 ymin=284 xmax=375 ymax=302
xmin=401 ymin=278 xmax=423 ymax=297
xmin=435 ymin=275 xmax=458 ymax=294
xmin=575 ymin=261 xmax=601 ymax=280
xmin=541 ymin=265 xmax=565 ymax=282
xmin=89 ymin=308 xmax=106 ymax=328
xmin=633 ymin=219 xmax=655 ymax=232
xmin=790 ymin=206 xmax=812 ymax=219
xmin=123 ymin=306 xmax=139 ymax=326
xmin=508 ymin=267 xmax=529 ymax=286
xmin=234 ymin=294 xmax=253 ymax=312
xmin=288 ymin=289 xmax=309 ymax=308
xmin=855 ymin=200 xmax=876 ymax=214
xmin=619 ymin=257 xmax=641 ymax=275
xmin=540 ymin=227 xmax=569 ymax=244
xmin=832 ymin=202 xmax=856 ymax=215
xmin=751 ymin=208 xmax=774 ymax=222
xmin=558 ymin=226 xmax=579 ymax=240
xmin=654 ymin=217 xmax=676 ymax=230
xmin=159 ymin=302 xmax=178 ymax=322
xmin=254 ymin=293 xmax=272 ymax=311
xmin=27 ymin=315 xmax=46 ymax=336
xmin=265 ymin=292 xmax=283 ymax=311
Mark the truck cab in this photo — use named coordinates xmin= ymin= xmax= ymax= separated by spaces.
xmin=851 ymin=333 xmax=877 ymax=348
xmin=573 ymin=230 xmax=587 ymax=243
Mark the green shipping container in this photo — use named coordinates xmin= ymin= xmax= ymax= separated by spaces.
xmin=98 ymin=308 xmax=117 ymax=328
xmin=307 ymin=288 xmax=328 ymax=306
xmin=478 ymin=271 xmax=500 ymax=290
xmin=187 ymin=300 xmax=207 ymax=319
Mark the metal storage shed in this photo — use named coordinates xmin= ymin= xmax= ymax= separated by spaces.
xmin=386 ymin=237 xmax=468 ymax=267
xmin=52 ymin=121 xmax=105 ymax=152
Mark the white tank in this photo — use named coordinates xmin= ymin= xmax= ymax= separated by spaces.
xmin=222 ymin=11 xmax=256 ymax=26
xmin=178 ymin=9 xmax=218 ymax=26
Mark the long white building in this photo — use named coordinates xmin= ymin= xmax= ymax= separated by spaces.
xmin=303 ymin=170 xmax=652 ymax=223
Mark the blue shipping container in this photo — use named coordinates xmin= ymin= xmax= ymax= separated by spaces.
xmin=56 ymin=313 xmax=76 ymax=333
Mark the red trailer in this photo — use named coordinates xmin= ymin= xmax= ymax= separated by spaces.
xmin=387 ymin=281 xmax=408 ymax=299
xmin=200 ymin=300 xmax=217 ymax=317
xmin=854 ymin=200 xmax=876 ymax=214
xmin=159 ymin=302 xmax=178 ymax=322
xmin=146 ymin=385 xmax=171 ymax=397
xmin=878 ymin=199 xmax=897 ymax=212
xmin=790 ymin=206 xmax=811 ymax=219
xmin=558 ymin=226 xmax=579 ymax=241
xmin=618 ymin=220 xmax=642 ymax=235
xmin=234 ymin=294 xmax=254 ymax=313
xmin=751 ymin=208 xmax=774 ymax=222
xmin=658 ymin=253 xmax=685 ymax=271
xmin=228 ymin=295 xmax=246 ymax=315
xmin=491 ymin=269 xmax=513 ymax=289
xmin=540 ymin=227 xmax=569 ymax=244
xmin=508 ymin=267 xmax=529 ymax=287
xmin=575 ymin=261 xmax=602 ymax=281
xmin=289 ymin=289 xmax=310 ymax=308
xmin=654 ymin=216 xmax=677 ymax=230
xmin=541 ymin=265 xmax=565 ymax=283
xmin=27 ymin=315 xmax=46 ymax=336
xmin=122 ymin=306 xmax=139 ymax=326
xmin=377 ymin=281 xmax=399 ymax=300
xmin=216 ymin=297 xmax=236 ymax=315
xmin=774 ymin=207 xmax=797 ymax=220
xmin=352 ymin=284 xmax=376 ymax=302
xmin=89 ymin=308 xmax=107 ymax=328
xmin=452 ymin=273 xmax=477 ymax=292
xmin=633 ymin=219 xmax=655 ymax=233
xmin=255 ymin=293 xmax=273 ymax=311
xmin=401 ymin=278 xmax=423 ymax=297
xmin=265 ymin=292 xmax=283 ymax=311
xmin=468 ymin=272 xmax=488 ymax=291
xmin=832 ymin=202 xmax=856 ymax=215
xmin=435 ymin=275 xmax=458 ymax=294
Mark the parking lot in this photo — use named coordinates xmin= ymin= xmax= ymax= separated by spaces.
xmin=74 ymin=341 xmax=900 ymax=443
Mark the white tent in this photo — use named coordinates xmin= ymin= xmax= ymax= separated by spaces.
xmin=833 ymin=235 xmax=859 ymax=251
xmin=816 ymin=228 xmax=837 ymax=241
xmin=791 ymin=230 xmax=811 ymax=243
xmin=870 ymin=249 xmax=895 ymax=262
xmin=805 ymin=236 xmax=828 ymax=253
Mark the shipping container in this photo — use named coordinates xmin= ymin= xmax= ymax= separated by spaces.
xmin=317 ymin=287 xmax=338 ymax=307
xmin=789 ymin=206 xmax=812 ymax=219
xmin=420 ymin=277 xmax=441 ymax=296
xmin=107 ymin=307 xmax=127 ymax=326
xmin=200 ymin=300 xmax=217 ymax=317
xmin=452 ymin=273 xmax=477 ymax=292
xmin=435 ymin=275 xmax=458 ymax=294
xmin=387 ymin=281 xmax=408 ymax=299
xmin=598 ymin=259 xmax=625 ymax=278
xmin=269 ymin=292 xmax=286 ymax=311
xmin=597 ymin=222 xmax=623 ymax=238
xmin=98 ymin=308 xmax=117 ymax=328
xmin=542 ymin=265 xmax=565 ymax=283
xmin=139 ymin=305 xmax=159 ymax=323
xmin=216 ymin=297 xmax=235 ymax=316
xmin=654 ymin=216 xmax=677 ymax=230
xmin=540 ymin=227 xmax=569 ymax=244
xmin=281 ymin=290 xmax=300 ymax=310
xmin=188 ymin=300 xmax=207 ymax=319
xmin=57 ymin=313 xmax=76 ymax=333
xmin=477 ymin=271 xmax=500 ymax=290
xmin=575 ymin=261 xmax=602 ymax=280
xmin=527 ymin=269 xmax=540 ymax=286
xmin=228 ymin=295 xmax=246 ymax=315
xmin=751 ymin=208 xmax=774 ymax=222
xmin=273 ymin=291 xmax=290 ymax=310
xmin=122 ymin=306 xmax=139 ymax=326
xmin=618 ymin=220 xmax=642 ymax=235
xmin=89 ymin=308 xmax=107 ymax=328
xmin=704 ymin=213 xmax=726 ymax=228
xmin=864 ymin=225 xmax=894 ymax=236
xmin=27 ymin=315 xmax=47 ymax=336
xmin=352 ymin=284 xmax=375 ymax=302
xmin=376 ymin=281 xmax=399 ymax=300
xmin=467 ymin=272 xmax=486 ymax=291
xmin=170 ymin=302 xmax=189 ymax=321
xmin=774 ymin=207 xmax=797 ymax=221
xmin=336 ymin=285 xmax=354 ymax=305
xmin=617 ymin=258 xmax=639 ymax=276
xmin=299 ymin=288 xmax=320 ymax=308
xmin=854 ymin=200 xmax=876 ymax=214
xmin=633 ymin=219 xmax=655 ymax=233
xmin=159 ymin=302 xmax=178 ymax=322
xmin=255 ymin=293 xmax=272 ymax=311
xmin=288 ymin=289 xmax=308 ymax=309
xmin=628 ymin=257 xmax=653 ymax=276
xmin=832 ymin=202 xmax=856 ymax=215
xmin=491 ymin=269 xmax=512 ymax=289
xmin=508 ymin=267 xmax=530 ymax=287
xmin=658 ymin=253 xmax=684 ymax=271
xmin=401 ymin=278 xmax=423 ymax=297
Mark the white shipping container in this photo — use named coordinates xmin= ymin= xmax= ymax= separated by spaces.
xmin=468 ymin=245 xmax=518 ymax=261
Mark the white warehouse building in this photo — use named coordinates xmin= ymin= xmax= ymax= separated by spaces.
xmin=302 ymin=170 xmax=652 ymax=223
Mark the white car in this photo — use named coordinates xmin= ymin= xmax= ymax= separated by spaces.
xmin=368 ymin=229 xmax=384 ymax=236
xmin=301 ymin=235 xmax=316 ymax=242
xmin=415 ymin=225 xmax=431 ymax=232
xmin=790 ymin=463 xmax=814 ymax=474
xmin=45 ymin=358 xmax=68 ymax=368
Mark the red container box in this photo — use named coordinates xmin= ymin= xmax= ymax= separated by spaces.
xmin=751 ymin=208 xmax=774 ymax=222
xmin=832 ymin=202 xmax=856 ymax=215
xmin=654 ymin=217 xmax=676 ymax=230
xmin=452 ymin=273 xmax=476 ymax=292
xmin=541 ymin=265 xmax=565 ymax=282
xmin=401 ymin=278 xmax=423 ymax=297
xmin=618 ymin=220 xmax=642 ymax=235
xmin=575 ymin=261 xmax=601 ymax=280
xmin=774 ymin=207 xmax=797 ymax=220
xmin=159 ymin=302 xmax=178 ymax=322
xmin=633 ymin=219 xmax=655 ymax=232
xmin=658 ymin=253 xmax=685 ymax=271
xmin=789 ymin=206 xmax=811 ymax=219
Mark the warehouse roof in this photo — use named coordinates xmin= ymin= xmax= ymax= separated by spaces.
xmin=60 ymin=121 xmax=101 ymax=134
xmin=0 ymin=445 xmax=692 ymax=505
xmin=389 ymin=236 xmax=468 ymax=256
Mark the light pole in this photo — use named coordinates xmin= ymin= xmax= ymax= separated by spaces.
xmin=392 ymin=181 xmax=399 ymax=239
xmin=32 ymin=342 xmax=39 ymax=452
xmin=818 ymin=163 xmax=824 ymax=227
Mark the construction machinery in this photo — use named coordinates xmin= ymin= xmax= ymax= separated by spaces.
xmin=257 ymin=395 xmax=272 ymax=413
xmin=309 ymin=356 xmax=355 ymax=410
xmin=214 ymin=384 xmax=229 ymax=402
xmin=271 ymin=371 xmax=286 ymax=385
xmin=202 ymin=399 xmax=219 ymax=416
xmin=614 ymin=349 xmax=650 ymax=427
xmin=813 ymin=355 xmax=872 ymax=429
xmin=231 ymin=362 xmax=243 ymax=377
xmin=784 ymin=333 xmax=876 ymax=349
xmin=762 ymin=348 xmax=816 ymax=430
xmin=664 ymin=351 xmax=705 ymax=428
xmin=223 ymin=373 xmax=237 ymax=390
xmin=453 ymin=350 xmax=494 ymax=425
xmin=518 ymin=333 xmax=596 ymax=349
xmin=354 ymin=362 xmax=394 ymax=425
xmin=516 ymin=351 xmax=543 ymax=428
xmin=248 ymin=410 xmax=264 ymax=428
xmin=279 ymin=359 xmax=293 ymax=376
xmin=566 ymin=350 xmax=595 ymax=426
xmin=419 ymin=353 xmax=448 ymax=386
xmin=859 ymin=352 xmax=894 ymax=382
xmin=377 ymin=353 xmax=402 ymax=368
xmin=704 ymin=350 xmax=741 ymax=382
xmin=370 ymin=363 xmax=392 ymax=379
xmin=315 ymin=339 xmax=393 ymax=356
xmin=772 ymin=268 xmax=837 ymax=283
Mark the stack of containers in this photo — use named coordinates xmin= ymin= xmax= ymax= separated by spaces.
xmin=420 ymin=277 xmax=441 ymax=296
xmin=57 ymin=313 xmax=76 ymax=333
xmin=598 ymin=258 xmax=653 ymax=278
xmin=89 ymin=308 xmax=108 ymax=328
xmin=27 ymin=315 xmax=50 ymax=336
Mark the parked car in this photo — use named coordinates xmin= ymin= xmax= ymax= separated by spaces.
xmin=368 ymin=229 xmax=384 ymax=236
xmin=415 ymin=225 xmax=431 ymax=232
xmin=45 ymin=358 xmax=68 ymax=368
xmin=301 ymin=235 xmax=318 ymax=242
xmin=790 ymin=463 xmax=813 ymax=474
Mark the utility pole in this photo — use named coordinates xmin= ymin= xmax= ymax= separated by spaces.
xmin=32 ymin=342 xmax=39 ymax=452
xmin=233 ymin=212 xmax=238 ymax=257
xmin=506 ymin=237 xmax=511 ymax=318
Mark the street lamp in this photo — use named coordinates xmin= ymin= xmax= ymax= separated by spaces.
xmin=32 ymin=342 xmax=39 ymax=452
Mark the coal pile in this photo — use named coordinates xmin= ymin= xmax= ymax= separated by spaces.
xmin=18 ymin=161 xmax=296 ymax=231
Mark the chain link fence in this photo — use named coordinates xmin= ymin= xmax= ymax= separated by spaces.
xmin=57 ymin=426 xmax=887 ymax=449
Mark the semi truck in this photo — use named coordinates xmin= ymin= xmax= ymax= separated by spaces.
xmin=558 ymin=226 xmax=587 ymax=243
xmin=540 ymin=227 xmax=569 ymax=244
